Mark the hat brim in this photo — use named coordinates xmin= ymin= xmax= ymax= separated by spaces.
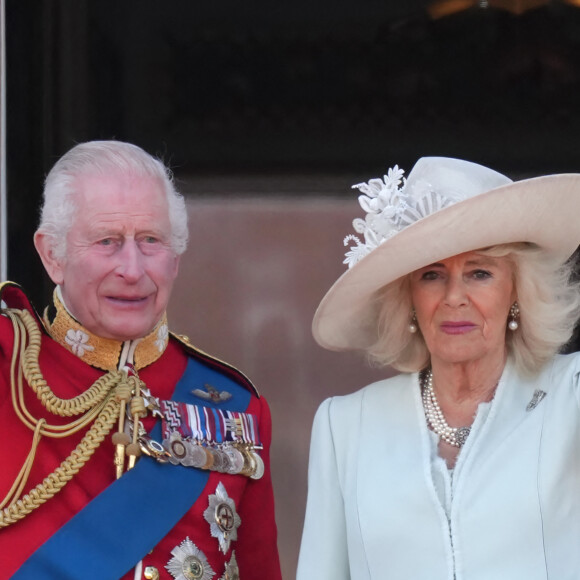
xmin=313 ymin=173 xmax=580 ymax=351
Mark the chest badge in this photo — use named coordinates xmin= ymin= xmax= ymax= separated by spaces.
xmin=192 ymin=383 xmax=232 ymax=403
xmin=165 ymin=537 xmax=216 ymax=580
xmin=219 ymin=551 xmax=240 ymax=580
xmin=204 ymin=482 xmax=242 ymax=553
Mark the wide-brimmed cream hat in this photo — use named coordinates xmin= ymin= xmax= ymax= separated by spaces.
xmin=313 ymin=156 xmax=580 ymax=351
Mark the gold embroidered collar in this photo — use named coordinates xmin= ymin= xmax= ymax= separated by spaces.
xmin=44 ymin=288 xmax=169 ymax=371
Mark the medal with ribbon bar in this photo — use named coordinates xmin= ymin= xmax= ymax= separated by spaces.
xmin=153 ymin=400 xmax=264 ymax=479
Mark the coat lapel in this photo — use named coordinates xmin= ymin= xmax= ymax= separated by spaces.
xmin=356 ymin=374 xmax=454 ymax=579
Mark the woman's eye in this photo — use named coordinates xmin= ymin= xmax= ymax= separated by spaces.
xmin=472 ymin=269 xmax=492 ymax=279
xmin=421 ymin=270 xmax=440 ymax=281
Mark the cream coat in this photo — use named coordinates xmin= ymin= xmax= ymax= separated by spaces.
xmin=297 ymin=354 xmax=580 ymax=579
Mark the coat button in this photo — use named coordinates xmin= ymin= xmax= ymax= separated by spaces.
xmin=144 ymin=566 xmax=160 ymax=580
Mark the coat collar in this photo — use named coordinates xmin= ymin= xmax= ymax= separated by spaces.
xmin=44 ymin=287 xmax=169 ymax=371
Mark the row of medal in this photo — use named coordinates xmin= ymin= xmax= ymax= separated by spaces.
xmin=163 ymin=432 xmax=264 ymax=480
xmin=138 ymin=399 xmax=264 ymax=480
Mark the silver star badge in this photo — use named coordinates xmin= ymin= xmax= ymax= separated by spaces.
xmin=203 ymin=482 xmax=241 ymax=553
xmin=219 ymin=551 xmax=240 ymax=580
xmin=165 ymin=537 xmax=216 ymax=580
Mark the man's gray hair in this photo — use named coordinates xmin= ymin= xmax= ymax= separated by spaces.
xmin=36 ymin=140 xmax=189 ymax=259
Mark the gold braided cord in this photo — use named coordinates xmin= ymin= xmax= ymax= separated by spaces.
xmin=0 ymin=395 xmax=120 ymax=527
xmin=0 ymin=308 xmax=123 ymax=528
xmin=6 ymin=310 xmax=125 ymax=437
xmin=18 ymin=309 xmax=120 ymax=416
xmin=0 ymin=419 xmax=46 ymax=511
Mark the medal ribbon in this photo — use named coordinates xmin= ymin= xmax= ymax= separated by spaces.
xmin=160 ymin=400 xmax=261 ymax=446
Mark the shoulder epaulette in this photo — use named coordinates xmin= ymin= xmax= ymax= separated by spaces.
xmin=170 ymin=332 xmax=260 ymax=398
xmin=0 ymin=281 xmax=46 ymax=330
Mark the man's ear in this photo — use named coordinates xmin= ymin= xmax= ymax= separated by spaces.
xmin=172 ymin=254 xmax=180 ymax=279
xmin=34 ymin=232 xmax=65 ymax=285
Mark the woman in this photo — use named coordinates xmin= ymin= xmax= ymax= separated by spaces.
xmin=297 ymin=157 xmax=580 ymax=579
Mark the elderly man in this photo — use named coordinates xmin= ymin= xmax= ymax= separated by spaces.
xmin=0 ymin=141 xmax=282 ymax=580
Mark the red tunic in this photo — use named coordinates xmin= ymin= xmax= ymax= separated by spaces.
xmin=0 ymin=284 xmax=281 ymax=580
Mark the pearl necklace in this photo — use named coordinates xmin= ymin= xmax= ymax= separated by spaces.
xmin=421 ymin=369 xmax=471 ymax=447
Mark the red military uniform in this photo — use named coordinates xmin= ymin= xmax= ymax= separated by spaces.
xmin=0 ymin=283 xmax=281 ymax=580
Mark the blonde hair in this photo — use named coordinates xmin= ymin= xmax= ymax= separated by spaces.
xmin=367 ymin=243 xmax=580 ymax=375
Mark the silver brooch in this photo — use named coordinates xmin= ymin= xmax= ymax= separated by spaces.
xmin=526 ymin=389 xmax=547 ymax=412
xmin=204 ymin=482 xmax=241 ymax=553
xmin=165 ymin=537 xmax=216 ymax=580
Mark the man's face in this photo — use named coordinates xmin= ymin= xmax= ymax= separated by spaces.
xmin=40 ymin=171 xmax=180 ymax=341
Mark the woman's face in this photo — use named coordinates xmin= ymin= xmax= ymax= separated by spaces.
xmin=409 ymin=251 xmax=516 ymax=367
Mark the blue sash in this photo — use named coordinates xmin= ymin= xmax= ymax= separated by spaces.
xmin=13 ymin=357 xmax=252 ymax=580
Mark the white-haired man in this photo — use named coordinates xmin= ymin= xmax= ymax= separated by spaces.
xmin=0 ymin=141 xmax=282 ymax=580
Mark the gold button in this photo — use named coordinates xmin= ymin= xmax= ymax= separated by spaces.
xmin=144 ymin=566 xmax=160 ymax=580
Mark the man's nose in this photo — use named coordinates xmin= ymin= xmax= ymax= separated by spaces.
xmin=115 ymin=239 xmax=145 ymax=281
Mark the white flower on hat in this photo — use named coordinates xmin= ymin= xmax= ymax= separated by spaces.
xmin=343 ymin=164 xmax=458 ymax=268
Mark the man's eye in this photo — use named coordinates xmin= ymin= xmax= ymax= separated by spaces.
xmin=98 ymin=238 xmax=113 ymax=246
xmin=143 ymin=236 xmax=158 ymax=244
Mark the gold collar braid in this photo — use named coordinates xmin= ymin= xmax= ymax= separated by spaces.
xmin=45 ymin=288 xmax=169 ymax=371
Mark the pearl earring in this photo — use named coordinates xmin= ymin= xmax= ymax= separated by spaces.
xmin=409 ymin=309 xmax=418 ymax=334
xmin=508 ymin=302 xmax=520 ymax=331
